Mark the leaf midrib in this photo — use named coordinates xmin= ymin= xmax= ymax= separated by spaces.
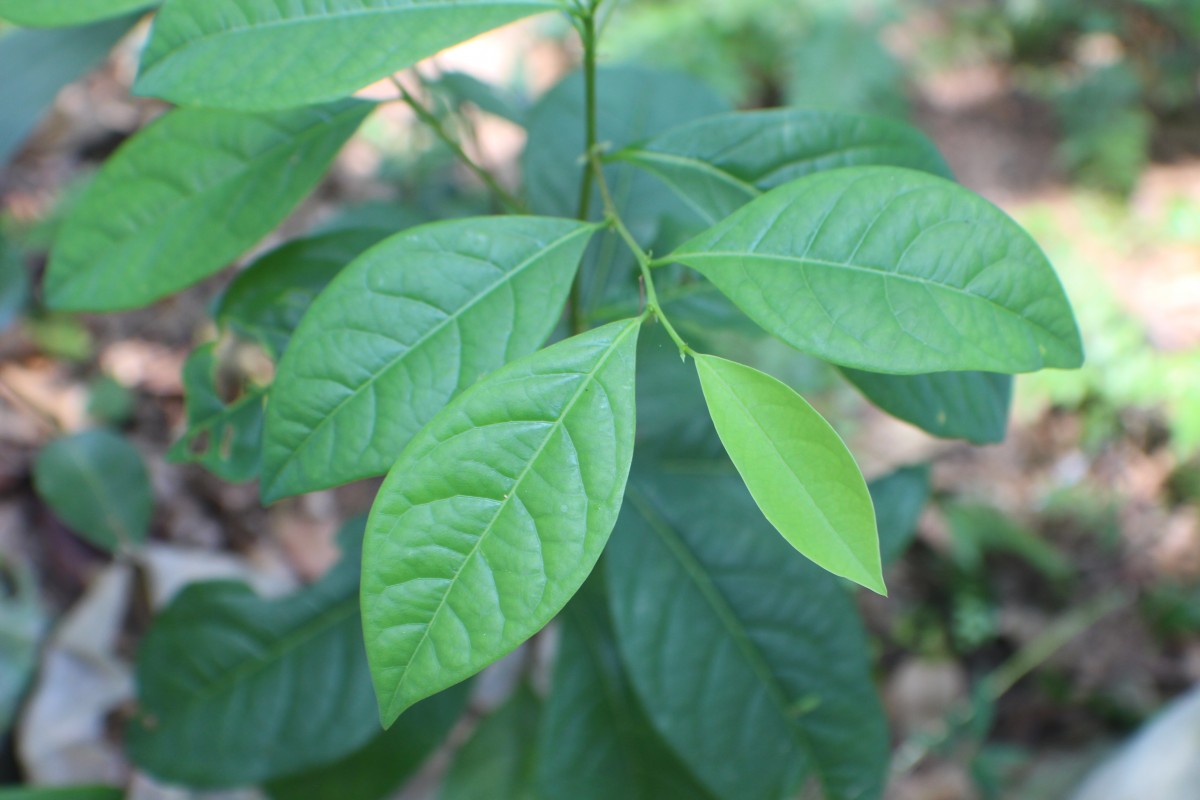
xmin=679 ymin=249 xmax=1068 ymax=349
xmin=53 ymin=103 xmax=367 ymax=301
xmin=382 ymin=318 xmax=639 ymax=717
xmin=265 ymin=223 xmax=593 ymax=498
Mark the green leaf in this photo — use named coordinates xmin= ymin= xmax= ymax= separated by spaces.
xmin=0 ymin=0 xmax=153 ymax=26
xmin=166 ymin=343 xmax=266 ymax=483
xmin=616 ymin=108 xmax=952 ymax=224
xmin=536 ymin=576 xmax=713 ymax=800
xmin=870 ymin=464 xmax=931 ymax=566
xmin=266 ymin=683 xmax=469 ymax=800
xmin=441 ymin=685 xmax=540 ymax=800
xmin=668 ymin=166 xmax=1084 ymax=374
xmin=33 ymin=429 xmax=151 ymax=553
xmin=0 ymin=789 xmax=123 ymax=800
xmin=128 ymin=520 xmax=383 ymax=787
xmin=695 ymin=354 xmax=884 ymax=594
xmin=216 ymin=228 xmax=390 ymax=360
xmin=786 ymin=18 xmax=907 ymax=118
xmin=45 ymin=100 xmax=372 ymax=311
xmin=262 ymin=216 xmax=597 ymax=501
xmin=135 ymin=0 xmax=560 ymax=111
xmin=607 ymin=465 xmax=890 ymax=800
xmin=841 ymin=368 xmax=1013 ymax=444
xmin=523 ymin=66 xmax=727 ymax=314
xmin=362 ymin=318 xmax=641 ymax=725
xmin=0 ymin=15 xmax=137 ymax=164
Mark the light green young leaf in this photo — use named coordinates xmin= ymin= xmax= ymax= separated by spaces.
xmin=215 ymin=228 xmax=389 ymax=360
xmin=615 ymin=108 xmax=952 ymax=224
xmin=441 ymin=685 xmax=540 ymax=800
xmin=135 ymin=0 xmax=560 ymax=111
xmin=166 ymin=343 xmax=266 ymax=483
xmin=33 ymin=429 xmax=151 ymax=553
xmin=262 ymin=216 xmax=597 ymax=502
xmin=362 ymin=318 xmax=641 ymax=726
xmin=694 ymin=353 xmax=884 ymax=594
xmin=45 ymin=100 xmax=372 ymax=311
xmin=536 ymin=576 xmax=714 ymax=800
xmin=266 ymin=683 xmax=469 ymax=800
xmin=842 ymin=368 xmax=1013 ymax=444
xmin=0 ymin=15 xmax=137 ymax=164
xmin=128 ymin=520 xmax=381 ymax=787
xmin=0 ymin=0 xmax=153 ymax=26
xmin=668 ymin=166 xmax=1084 ymax=374
xmin=607 ymin=466 xmax=890 ymax=800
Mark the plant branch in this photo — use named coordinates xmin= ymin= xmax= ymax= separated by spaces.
xmin=589 ymin=154 xmax=692 ymax=357
xmin=391 ymin=76 xmax=526 ymax=215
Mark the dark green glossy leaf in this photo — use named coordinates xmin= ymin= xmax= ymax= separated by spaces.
xmin=441 ymin=685 xmax=539 ymax=800
xmin=0 ymin=15 xmax=136 ymax=164
xmin=362 ymin=319 xmax=641 ymax=725
xmin=616 ymin=108 xmax=951 ymax=224
xmin=266 ymin=683 xmax=469 ymax=800
xmin=33 ymin=429 xmax=151 ymax=553
xmin=695 ymin=354 xmax=884 ymax=593
xmin=45 ymin=100 xmax=372 ymax=311
xmin=262 ymin=216 xmax=597 ymax=501
xmin=841 ymin=368 xmax=1013 ymax=444
xmin=0 ymin=788 xmax=123 ymax=800
xmin=135 ymin=0 xmax=560 ymax=110
xmin=523 ymin=66 xmax=727 ymax=313
xmin=668 ymin=166 xmax=1084 ymax=374
xmin=536 ymin=577 xmax=713 ymax=800
xmin=216 ymin=228 xmax=389 ymax=360
xmin=0 ymin=0 xmax=153 ymax=26
xmin=870 ymin=464 xmax=931 ymax=566
xmin=607 ymin=465 xmax=890 ymax=800
xmin=166 ymin=343 xmax=266 ymax=483
xmin=128 ymin=520 xmax=381 ymax=787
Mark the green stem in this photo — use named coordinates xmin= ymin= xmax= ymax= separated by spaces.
xmin=568 ymin=7 xmax=599 ymax=335
xmin=574 ymin=12 xmax=598 ymax=223
xmin=588 ymin=155 xmax=692 ymax=357
xmin=392 ymin=77 xmax=526 ymax=215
